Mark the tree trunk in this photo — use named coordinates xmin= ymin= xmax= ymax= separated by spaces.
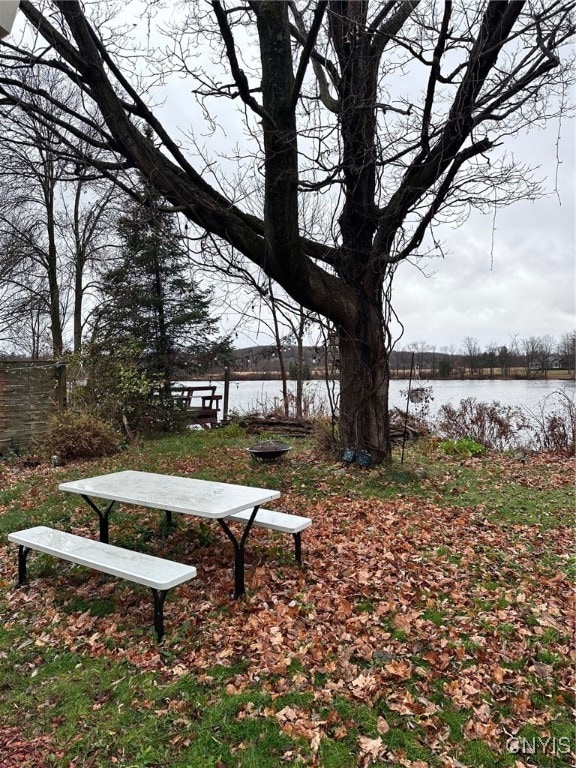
xmin=338 ymin=301 xmax=391 ymax=464
xmin=46 ymin=202 xmax=64 ymax=358
xmin=269 ymin=283 xmax=290 ymax=416
xmin=295 ymin=307 xmax=306 ymax=418
xmin=151 ymin=247 xmax=171 ymax=394
xmin=72 ymin=178 xmax=86 ymax=354
xmin=296 ymin=338 xmax=304 ymax=419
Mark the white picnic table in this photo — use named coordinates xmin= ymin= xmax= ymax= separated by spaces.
xmin=59 ymin=470 xmax=280 ymax=597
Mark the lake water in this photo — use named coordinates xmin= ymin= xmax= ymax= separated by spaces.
xmin=183 ymin=378 xmax=575 ymax=420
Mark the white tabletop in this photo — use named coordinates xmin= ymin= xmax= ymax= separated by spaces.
xmin=59 ymin=470 xmax=280 ymax=519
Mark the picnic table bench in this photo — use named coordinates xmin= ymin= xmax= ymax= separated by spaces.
xmin=170 ymin=386 xmax=222 ymax=426
xmin=226 ymin=508 xmax=312 ymax=563
xmin=8 ymin=526 xmax=197 ymax=640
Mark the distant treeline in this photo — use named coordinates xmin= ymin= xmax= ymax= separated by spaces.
xmin=228 ymin=332 xmax=575 ymax=379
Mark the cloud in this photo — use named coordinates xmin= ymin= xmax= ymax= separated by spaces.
xmin=392 ymin=113 xmax=575 ymax=350
xmin=392 ymin=191 xmax=574 ymax=349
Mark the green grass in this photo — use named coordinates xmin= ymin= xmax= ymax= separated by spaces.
xmin=0 ymin=636 xmax=293 ymax=767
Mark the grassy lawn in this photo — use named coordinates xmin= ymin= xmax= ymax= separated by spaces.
xmin=0 ymin=428 xmax=574 ymax=767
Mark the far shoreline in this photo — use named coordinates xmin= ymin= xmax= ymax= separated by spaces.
xmin=184 ymin=370 xmax=575 ymax=383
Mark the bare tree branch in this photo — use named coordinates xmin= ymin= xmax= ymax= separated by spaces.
xmin=212 ymin=0 xmax=275 ymax=125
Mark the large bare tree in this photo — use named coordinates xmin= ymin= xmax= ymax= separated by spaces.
xmin=1 ymin=1 xmax=573 ymax=460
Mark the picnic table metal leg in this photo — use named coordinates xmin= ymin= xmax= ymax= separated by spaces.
xmin=81 ymin=496 xmax=116 ymax=543
xmin=217 ymin=505 xmax=260 ymax=598
xmin=151 ymin=588 xmax=168 ymax=641
xmin=17 ymin=545 xmax=30 ymax=585
xmin=293 ymin=532 xmax=302 ymax=564
xmin=161 ymin=509 xmax=178 ymax=535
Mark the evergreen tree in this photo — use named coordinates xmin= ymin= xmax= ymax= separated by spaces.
xmin=95 ymin=183 xmax=223 ymax=389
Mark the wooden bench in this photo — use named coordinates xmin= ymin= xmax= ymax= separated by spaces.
xmin=170 ymin=386 xmax=223 ymax=427
xmin=8 ymin=526 xmax=197 ymax=641
xmin=224 ymin=509 xmax=312 ymax=563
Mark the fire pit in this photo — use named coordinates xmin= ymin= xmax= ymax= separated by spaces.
xmin=247 ymin=440 xmax=291 ymax=462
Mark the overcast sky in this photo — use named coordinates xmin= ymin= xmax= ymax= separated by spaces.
xmin=388 ymin=119 xmax=575 ymax=351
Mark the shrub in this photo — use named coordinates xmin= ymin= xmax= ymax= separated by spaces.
xmin=435 ymin=398 xmax=528 ymax=451
xmin=71 ymin=343 xmax=189 ymax=435
xmin=312 ymin=417 xmax=339 ymax=457
xmin=38 ymin=413 xmax=123 ymax=461
xmin=525 ymin=389 xmax=576 ymax=453
xmin=440 ymin=436 xmax=485 ymax=457
xmin=217 ymin=418 xmax=247 ymax=439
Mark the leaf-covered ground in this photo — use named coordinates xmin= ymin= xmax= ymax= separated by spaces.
xmin=0 ymin=435 xmax=574 ymax=767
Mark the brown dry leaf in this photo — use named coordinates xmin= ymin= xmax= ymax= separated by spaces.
xmin=384 ymin=659 xmax=413 ymax=679
xmin=275 ymin=705 xmax=298 ymax=724
xmin=511 ymin=696 xmax=532 ymax=716
xmin=358 ymin=735 xmax=384 ymax=767
xmin=377 ymin=716 xmax=390 ymax=734
xmin=350 ymin=672 xmax=380 ymax=701
xmin=493 ymin=666 xmax=506 ymax=684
